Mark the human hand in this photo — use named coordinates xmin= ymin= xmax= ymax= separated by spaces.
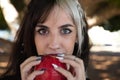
xmin=20 ymin=56 xmax=44 ymax=80
xmin=52 ymin=55 xmax=86 ymax=80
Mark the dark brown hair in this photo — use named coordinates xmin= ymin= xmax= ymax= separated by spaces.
xmin=1 ymin=0 xmax=90 ymax=79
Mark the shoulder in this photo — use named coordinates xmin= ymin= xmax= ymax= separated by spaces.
xmin=0 ymin=75 xmax=20 ymax=80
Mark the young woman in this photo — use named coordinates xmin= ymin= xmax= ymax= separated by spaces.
xmin=0 ymin=0 xmax=90 ymax=80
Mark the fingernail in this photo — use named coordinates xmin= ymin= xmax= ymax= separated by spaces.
xmin=39 ymin=69 xmax=45 ymax=74
xmin=66 ymin=64 xmax=70 ymax=70
xmin=36 ymin=56 xmax=41 ymax=61
xmin=56 ymin=56 xmax=64 ymax=60
xmin=40 ymin=70 xmax=44 ymax=74
xmin=40 ymin=68 xmax=46 ymax=71
xmin=52 ymin=64 xmax=58 ymax=69
xmin=57 ymin=53 xmax=64 ymax=57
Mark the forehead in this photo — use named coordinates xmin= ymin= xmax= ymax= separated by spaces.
xmin=44 ymin=5 xmax=73 ymax=24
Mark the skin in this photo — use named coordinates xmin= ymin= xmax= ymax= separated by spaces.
xmin=34 ymin=6 xmax=77 ymax=55
xmin=20 ymin=6 xmax=86 ymax=80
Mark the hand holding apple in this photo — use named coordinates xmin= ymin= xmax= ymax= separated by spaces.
xmin=34 ymin=54 xmax=67 ymax=80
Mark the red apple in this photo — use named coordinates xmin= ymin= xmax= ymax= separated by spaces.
xmin=34 ymin=54 xmax=67 ymax=80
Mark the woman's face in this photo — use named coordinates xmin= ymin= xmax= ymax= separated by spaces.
xmin=34 ymin=6 xmax=77 ymax=55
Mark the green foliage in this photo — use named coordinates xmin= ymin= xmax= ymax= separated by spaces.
xmin=101 ymin=15 xmax=120 ymax=32
xmin=107 ymin=0 xmax=120 ymax=8
xmin=0 ymin=8 xmax=9 ymax=30
xmin=10 ymin=0 xmax=26 ymax=12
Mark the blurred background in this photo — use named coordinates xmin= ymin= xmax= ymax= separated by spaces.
xmin=0 ymin=0 xmax=120 ymax=80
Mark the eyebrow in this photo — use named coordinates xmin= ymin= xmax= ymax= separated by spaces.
xmin=59 ymin=24 xmax=74 ymax=28
xmin=36 ymin=24 xmax=74 ymax=28
xmin=36 ymin=24 xmax=48 ymax=29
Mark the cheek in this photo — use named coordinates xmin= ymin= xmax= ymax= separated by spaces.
xmin=66 ymin=42 xmax=75 ymax=55
xmin=64 ymin=36 xmax=76 ymax=55
xmin=34 ymin=35 xmax=46 ymax=55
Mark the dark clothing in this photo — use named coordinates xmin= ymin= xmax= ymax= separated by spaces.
xmin=0 ymin=75 xmax=90 ymax=80
xmin=0 ymin=75 xmax=20 ymax=80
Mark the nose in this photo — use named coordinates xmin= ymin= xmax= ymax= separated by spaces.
xmin=48 ymin=34 xmax=61 ymax=50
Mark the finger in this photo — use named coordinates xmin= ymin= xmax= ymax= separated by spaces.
xmin=20 ymin=56 xmax=41 ymax=68
xmin=60 ymin=57 xmax=80 ymax=68
xmin=21 ymin=60 xmax=41 ymax=80
xmin=59 ymin=56 xmax=85 ymax=78
xmin=27 ymin=70 xmax=44 ymax=80
xmin=59 ymin=55 xmax=86 ymax=80
xmin=21 ymin=60 xmax=41 ymax=73
xmin=64 ymin=55 xmax=83 ymax=64
xmin=52 ymin=64 xmax=74 ymax=80
xmin=63 ymin=55 xmax=85 ymax=71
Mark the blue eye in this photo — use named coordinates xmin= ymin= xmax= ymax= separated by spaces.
xmin=61 ymin=28 xmax=72 ymax=34
xmin=37 ymin=28 xmax=49 ymax=35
